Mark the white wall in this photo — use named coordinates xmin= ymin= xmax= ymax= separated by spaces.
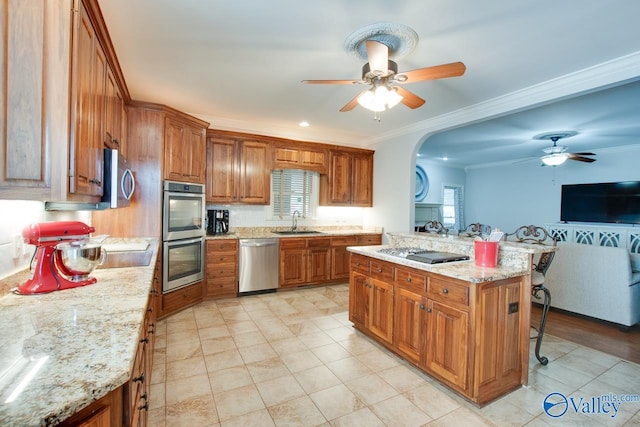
xmin=0 ymin=201 xmax=90 ymax=279
xmin=416 ymin=158 xmax=466 ymax=205
xmin=465 ymin=146 xmax=640 ymax=232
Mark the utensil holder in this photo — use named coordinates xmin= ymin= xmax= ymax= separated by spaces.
xmin=474 ymin=241 xmax=499 ymax=267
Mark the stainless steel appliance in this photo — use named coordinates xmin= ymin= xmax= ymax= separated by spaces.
xmin=207 ymin=209 xmax=229 ymax=235
xmin=238 ymin=238 xmax=279 ymax=295
xmin=102 ymin=148 xmax=135 ymax=208
xmin=162 ymin=181 xmax=206 ymax=241
xmin=162 ymin=180 xmax=206 ymax=293
xmin=163 ymin=237 xmax=205 ymax=293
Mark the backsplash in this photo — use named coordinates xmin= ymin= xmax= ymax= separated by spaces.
xmin=0 ymin=200 xmax=90 ymax=280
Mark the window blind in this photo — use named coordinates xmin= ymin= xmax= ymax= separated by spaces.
xmin=271 ymin=169 xmax=316 ymax=218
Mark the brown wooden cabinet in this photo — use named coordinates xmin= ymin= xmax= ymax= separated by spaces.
xmin=279 ymin=237 xmax=331 ymax=287
xmin=331 ymin=234 xmax=382 ymax=280
xmin=320 ymin=149 xmax=373 ymax=207
xmin=161 ymin=281 xmax=203 ymax=316
xmin=349 ymin=254 xmax=526 ymax=404
xmin=206 ymin=133 xmax=270 ymax=204
xmin=206 ymin=239 xmax=238 ymax=299
xmin=164 ymin=117 xmax=206 ymax=184
xmin=272 ymin=142 xmax=328 ymax=173
xmin=104 ymin=66 xmax=126 ymax=154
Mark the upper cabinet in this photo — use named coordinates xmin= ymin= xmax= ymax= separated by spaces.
xmin=320 ymin=149 xmax=374 ymax=207
xmin=272 ymin=142 xmax=328 ymax=173
xmin=163 ymin=116 xmax=206 ymax=184
xmin=206 ymin=131 xmax=270 ymax=204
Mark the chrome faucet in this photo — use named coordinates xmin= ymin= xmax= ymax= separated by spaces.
xmin=291 ymin=210 xmax=301 ymax=231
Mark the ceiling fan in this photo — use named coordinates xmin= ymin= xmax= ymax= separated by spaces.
xmin=302 ymin=39 xmax=466 ymax=113
xmin=535 ymin=132 xmax=596 ymax=166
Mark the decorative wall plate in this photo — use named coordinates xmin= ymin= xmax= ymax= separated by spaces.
xmin=415 ymin=164 xmax=429 ymax=201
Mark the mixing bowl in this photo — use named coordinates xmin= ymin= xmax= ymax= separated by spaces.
xmin=54 ymin=241 xmax=105 ymax=280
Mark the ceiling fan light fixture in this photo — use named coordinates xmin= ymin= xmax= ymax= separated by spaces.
xmin=541 ymin=153 xmax=569 ymax=166
xmin=357 ymin=86 xmax=403 ymax=112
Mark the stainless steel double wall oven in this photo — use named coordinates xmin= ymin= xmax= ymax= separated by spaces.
xmin=162 ymin=180 xmax=206 ymax=293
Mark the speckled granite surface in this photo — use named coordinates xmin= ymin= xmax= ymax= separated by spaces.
xmin=349 ymin=232 xmax=557 ymax=283
xmin=0 ymin=239 xmax=158 ymax=426
xmin=206 ymin=226 xmax=383 ymax=239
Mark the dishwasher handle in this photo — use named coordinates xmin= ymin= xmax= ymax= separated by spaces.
xmin=239 ymin=239 xmax=278 ymax=247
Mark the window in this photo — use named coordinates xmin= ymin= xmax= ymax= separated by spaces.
xmin=271 ymin=169 xmax=318 ymax=219
xmin=443 ymin=185 xmax=464 ymax=230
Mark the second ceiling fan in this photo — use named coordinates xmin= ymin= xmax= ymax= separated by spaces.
xmin=302 ymin=39 xmax=466 ymax=113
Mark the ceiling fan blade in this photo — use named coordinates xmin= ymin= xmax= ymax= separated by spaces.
xmin=398 ymin=62 xmax=466 ymax=83
xmin=571 ymin=152 xmax=596 ymax=156
xmin=366 ymin=40 xmax=388 ymax=75
xmin=302 ymin=79 xmax=362 ymax=85
xmin=568 ymin=154 xmax=597 ymax=163
xmin=340 ymin=89 xmax=369 ymax=112
xmin=395 ymin=86 xmax=426 ymax=109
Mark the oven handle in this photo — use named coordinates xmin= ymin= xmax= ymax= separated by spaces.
xmin=165 ymin=236 xmax=204 ymax=248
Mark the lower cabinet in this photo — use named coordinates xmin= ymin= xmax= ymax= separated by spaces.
xmin=206 ymin=239 xmax=238 ymax=299
xmin=161 ymin=281 xmax=203 ymax=317
xmin=349 ymin=253 xmax=526 ymax=404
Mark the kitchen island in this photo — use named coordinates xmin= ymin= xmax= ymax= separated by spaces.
xmin=347 ymin=232 xmax=555 ymax=405
xmin=0 ymin=239 xmax=159 ymax=426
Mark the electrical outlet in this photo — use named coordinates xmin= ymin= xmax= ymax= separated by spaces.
xmin=11 ymin=234 xmax=22 ymax=259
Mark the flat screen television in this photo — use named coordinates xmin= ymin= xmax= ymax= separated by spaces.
xmin=560 ymin=181 xmax=640 ymax=224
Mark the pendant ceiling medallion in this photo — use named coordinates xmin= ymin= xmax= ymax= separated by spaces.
xmin=344 ymin=22 xmax=419 ymax=61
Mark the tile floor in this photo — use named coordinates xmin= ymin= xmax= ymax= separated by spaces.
xmin=148 ymin=284 xmax=640 ymax=426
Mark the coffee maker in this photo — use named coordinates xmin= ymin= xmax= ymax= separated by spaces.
xmin=207 ymin=209 xmax=229 ymax=235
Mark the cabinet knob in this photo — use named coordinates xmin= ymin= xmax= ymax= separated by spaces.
xmin=442 ymin=288 xmax=449 ymax=294
xmin=377 ymin=268 xmax=382 ymax=273
xmin=356 ymin=262 xmax=361 ymax=266
xmin=138 ymin=402 xmax=149 ymax=411
xmin=427 ymin=308 xmax=432 ymax=313
xmin=140 ymin=336 xmax=149 ymax=344
xmin=89 ymin=178 xmax=102 ymax=185
xmin=406 ymin=277 xmax=412 ymax=283
xmin=133 ymin=373 xmax=145 ymax=384
xmin=419 ymin=304 xmax=425 ymax=310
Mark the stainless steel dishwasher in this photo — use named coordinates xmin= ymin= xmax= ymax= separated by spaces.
xmin=238 ymin=238 xmax=279 ymax=295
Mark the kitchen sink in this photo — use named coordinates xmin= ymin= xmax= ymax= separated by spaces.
xmin=272 ymin=230 xmax=324 ymax=235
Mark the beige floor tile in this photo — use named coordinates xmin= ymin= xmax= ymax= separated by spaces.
xmin=310 ymin=343 xmax=352 ymax=364
xmin=287 ymin=320 xmax=322 ymax=336
xmin=326 ymin=356 xmax=374 ymax=383
xmin=294 ymin=365 xmax=342 ymax=394
xmin=534 ymin=359 xmax=596 ymax=390
xmin=269 ymin=336 xmax=309 ymax=356
xmin=337 ymin=335 xmax=380 ymax=355
xmin=208 ymin=366 xmax=254 ymax=394
xmin=346 ymin=374 xmax=399 ymax=406
xmin=376 ymin=364 xmax=425 ymax=393
xmin=166 ymin=395 xmax=218 ymax=427
xmin=255 ymin=374 xmax=307 ymax=407
xmin=267 ymin=395 xmax=327 ymax=427
xmin=279 ymin=349 xmax=324 ymax=373
xmin=195 ymin=314 xmax=226 ymax=329
xmin=323 ymin=326 xmax=357 ymax=342
xmin=311 ymin=315 xmax=344 ymax=331
xmin=329 ymin=407 xmax=385 ymax=427
xmin=309 ymin=383 xmax=367 ymax=421
xmin=147 ymin=407 xmax=166 ymax=427
xmin=425 ymin=406 xmax=493 ymax=427
xmin=232 ymin=330 xmax=267 ymax=348
xmin=166 ymin=338 xmax=203 ymax=362
xmin=297 ymin=331 xmax=335 ymax=348
xmin=220 ymin=408 xmax=275 ymax=427
xmin=166 ymin=355 xmax=207 ymax=382
xmin=246 ymin=357 xmax=292 ymax=383
xmin=165 ymin=309 xmax=195 ymax=324
xmin=149 ymin=382 xmax=166 ymax=410
xmin=355 ymin=348 xmax=401 ymax=372
xmin=259 ymin=323 xmax=297 ymax=340
xmin=201 ymin=336 xmax=237 ymax=356
xmin=166 ymin=328 xmax=200 ymax=346
xmin=165 ymin=373 xmax=214 ymax=406
xmin=403 ymin=382 xmax=460 ymax=420
xmin=198 ymin=324 xmax=232 ymax=340
xmin=227 ymin=320 xmax=260 ymax=336
xmin=238 ymin=342 xmax=278 ymax=364
xmin=597 ymin=361 xmax=640 ymax=395
xmin=214 ymin=384 xmax=265 ymax=421
xmin=204 ymin=348 xmax=244 ymax=372
xmin=369 ymin=394 xmax=432 ymax=427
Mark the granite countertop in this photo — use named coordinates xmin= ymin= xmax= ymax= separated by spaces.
xmin=348 ymin=245 xmax=530 ymax=283
xmin=206 ymin=227 xmax=383 ymax=240
xmin=0 ymin=239 xmax=158 ymax=426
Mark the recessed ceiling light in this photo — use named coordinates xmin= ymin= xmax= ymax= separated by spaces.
xmin=299 ymin=121 xmax=310 ymax=127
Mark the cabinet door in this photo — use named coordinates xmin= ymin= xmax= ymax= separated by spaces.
xmin=368 ymin=278 xmax=394 ymax=344
xmin=394 ymin=287 xmax=426 ymax=364
xmin=351 ymin=153 xmax=373 ymax=206
xmin=163 ymin=118 xmax=185 ymax=181
xmin=279 ymin=248 xmax=307 ymax=286
xmin=349 ymin=271 xmax=368 ymax=327
xmin=206 ymin=137 xmax=236 ymax=203
xmin=331 ymin=246 xmax=351 ymax=280
xmin=308 ymin=248 xmax=331 ymax=283
xmin=186 ymin=125 xmax=206 ymax=183
xmin=104 ymin=66 xmax=121 ymax=148
xmin=325 ymin=151 xmax=351 ymax=204
xmin=238 ymin=140 xmax=270 ymax=204
xmin=426 ymin=300 xmax=469 ymax=391
xmin=70 ymin=0 xmax=104 ymax=197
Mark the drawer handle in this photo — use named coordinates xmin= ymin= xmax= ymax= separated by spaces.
xmin=427 ymin=308 xmax=432 ymax=313
xmin=406 ymin=277 xmax=412 ymax=283
xmin=419 ymin=304 xmax=425 ymax=310
xmin=140 ymin=336 xmax=149 ymax=344
xmin=133 ymin=373 xmax=145 ymax=384
xmin=442 ymin=288 xmax=449 ymax=294
xmin=356 ymin=262 xmax=361 ymax=266
xmin=138 ymin=402 xmax=149 ymax=411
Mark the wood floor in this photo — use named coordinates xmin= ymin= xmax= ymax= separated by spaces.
xmin=531 ymin=303 xmax=640 ymax=364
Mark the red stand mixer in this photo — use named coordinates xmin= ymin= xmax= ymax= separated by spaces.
xmin=16 ymin=221 xmax=104 ymax=295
